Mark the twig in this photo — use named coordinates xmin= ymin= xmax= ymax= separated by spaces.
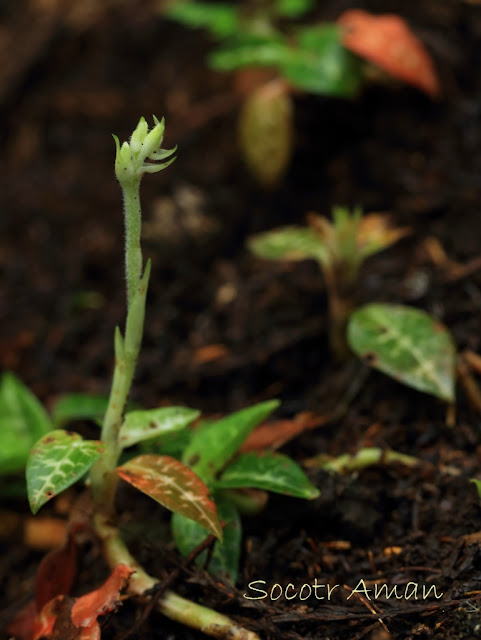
xmin=342 ymin=584 xmax=390 ymax=635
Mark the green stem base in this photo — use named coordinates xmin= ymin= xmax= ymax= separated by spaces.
xmin=93 ymin=513 xmax=260 ymax=640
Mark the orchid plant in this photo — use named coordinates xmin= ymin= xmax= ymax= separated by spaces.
xmin=12 ymin=116 xmax=318 ymax=640
xmin=249 ymin=207 xmax=410 ymax=360
xmin=249 ymin=210 xmax=458 ymax=404
xmin=21 ymin=117 xmax=251 ymax=639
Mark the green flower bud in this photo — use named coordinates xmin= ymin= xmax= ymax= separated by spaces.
xmin=129 ymin=117 xmax=148 ymax=154
xmin=142 ymin=117 xmax=165 ymax=159
xmin=120 ymin=141 xmax=132 ymax=164
xmin=113 ymin=116 xmax=175 ymax=186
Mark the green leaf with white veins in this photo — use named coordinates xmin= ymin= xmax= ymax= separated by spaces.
xmin=249 ymin=226 xmax=326 ymax=263
xmin=117 ymin=455 xmax=223 ymax=540
xmin=118 ymin=407 xmax=200 ymax=449
xmin=182 ymin=400 xmax=280 ymax=483
xmin=0 ymin=372 xmax=52 ymax=474
xmin=215 ymin=451 xmax=320 ymax=499
xmin=172 ymin=496 xmax=241 ymax=582
xmin=348 ymin=304 xmax=456 ymax=402
xmin=27 ymin=430 xmax=104 ymax=514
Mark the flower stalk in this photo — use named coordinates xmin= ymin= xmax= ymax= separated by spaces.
xmin=89 ymin=117 xmax=175 ymax=514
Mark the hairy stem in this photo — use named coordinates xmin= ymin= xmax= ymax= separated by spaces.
xmin=89 ymin=183 xmax=148 ymax=515
xmin=123 ymin=183 xmax=143 ymax=306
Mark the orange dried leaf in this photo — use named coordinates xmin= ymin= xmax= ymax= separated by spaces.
xmin=338 ymin=9 xmax=440 ymax=97
xmin=241 ymin=412 xmax=326 ymax=452
xmin=193 ymin=343 xmax=230 ymax=364
xmin=357 ymin=213 xmax=410 ymax=259
xmin=29 ymin=565 xmax=131 ymax=640
xmin=7 ymin=600 xmax=37 ymax=640
xmin=71 ymin=563 xmax=134 ymax=628
xmin=78 ymin=623 xmax=101 ymax=640
xmin=8 ymin=524 xmax=81 ymax=640
xmin=32 ymin=594 xmax=100 ymax=640
xmin=32 ymin=595 xmax=75 ymax=640
xmin=35 ymin=524 xmax=78 ymax=610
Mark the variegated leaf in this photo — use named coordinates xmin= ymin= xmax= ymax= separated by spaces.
xmin=118 ymin=406 xmax=200 ymax=449
xmin=116 ymin=455 xmax=223 ymax=540
xmin=182 ymin=400 xmax=280 ymax=482
xmin=249 ymin=226 xmax=326 ymax=263
xmin=215 ymin=451 xmax=320 ymax=499
xmin=27 ymin=430 xmax=104 ymax=514
xmin=348 ymin=304 xmax=456 ymax=402
xmin=172 ymin=496 xmax=241 ymax=582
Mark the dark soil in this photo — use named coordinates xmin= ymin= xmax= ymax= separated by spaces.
xmin=2 ymin=1 xmax=481 ymax=639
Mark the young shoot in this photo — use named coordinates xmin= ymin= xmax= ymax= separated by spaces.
xmin=249 ymin=206 xmax=409 ymax=360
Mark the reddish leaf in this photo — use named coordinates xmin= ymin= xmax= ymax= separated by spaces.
xmin=117 ymin=455 xmax=222 ymax=539
xmin=71 ymin=563 xmax=134 ymax=628
xmin=32 ymin=595 xmax=75 ymax=640
xmin=78 ymin=623 xmax=101 ymax=640
xmin=33 ymin=595 xmax=100 ymax=640
xmin=35 ymin=524 xmax=78 ymax=610
xmin=29 ymin=565 xmax=133 ymax=640
xmin=7 ymin=600 xmax=37 ymax=640
xmin=8 ymin=523 xmax=82 ymax=640
xmin=240 ymin=412 xmax=326 ymax=452
xmin=338 ymin=9 xmax=440 ymax=97
xmin=192 ymin=343 xmax=230 ymax=364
